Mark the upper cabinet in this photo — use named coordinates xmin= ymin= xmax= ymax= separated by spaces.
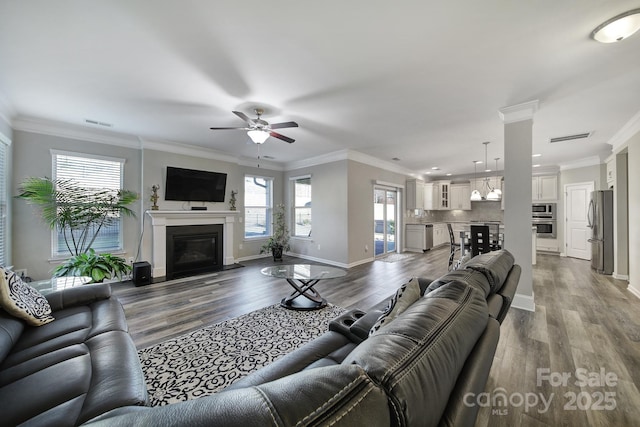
xmin=532 ymin=175 xmax=558 ymax=201
xmin=436 ymin=180 xmax=451 ymax=209
xmin=406 ymin=179 xmax=425 ymax=210
xmin=450 ymin=183 xmax=471 ymax=210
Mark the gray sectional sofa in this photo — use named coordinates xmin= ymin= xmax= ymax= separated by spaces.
xmin=87 ymin=249 xmax=520 ymax=427
xmin=1 ymin=249 xmax=520 ymax=426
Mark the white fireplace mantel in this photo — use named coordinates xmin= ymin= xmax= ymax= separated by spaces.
xmin=146 ymin=210 xmax=238 ymax=278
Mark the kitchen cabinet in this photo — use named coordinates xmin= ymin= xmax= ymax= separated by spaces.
xmin=423 ymin=183 xmax=436 ymax=210
xmin=406 ymin=179 xmax=425 ymax=210
xmin=532 ymin=175 xmax=558 ymax=201
xmin=432 ymin=223 xmax=449 ymax=247
xmin=450 ymin=183 xmax=471 ymax=210
xmin=405 ymin=224 xmax=433 ymax=252
xmin=437 ymin=181 xmax=450 ymax=209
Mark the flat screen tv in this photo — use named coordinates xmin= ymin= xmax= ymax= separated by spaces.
xmin=165 ymin=166 xmax=227 ymax=202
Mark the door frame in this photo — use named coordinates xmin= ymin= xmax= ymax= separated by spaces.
xmin=563 ymin=181 xmax=594 ymax=259
xmin=373 ymin=184 xmax=402 ymax=257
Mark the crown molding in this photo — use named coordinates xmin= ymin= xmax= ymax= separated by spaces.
xmin=284 ymin=148 xmax=415 ymax=176
xmin=13 ymin=116 xmax=141 ymax=149
xmin=498 ymin=100 xmax=539 ymax=124
xmin=558 ymin=155 xmax=602 ymax=171
xmin=607 ymin=109 xmax=640 ymax=153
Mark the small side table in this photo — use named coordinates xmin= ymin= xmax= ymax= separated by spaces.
xmin=30 ymin=276 xmax=92 ymax=295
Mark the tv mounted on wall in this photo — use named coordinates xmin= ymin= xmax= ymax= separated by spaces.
xmin=165 ymin=166 xmax=227 ymax=202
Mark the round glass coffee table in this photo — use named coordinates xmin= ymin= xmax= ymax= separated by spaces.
xmin=261 ymin=264 xmax=347 ymax=310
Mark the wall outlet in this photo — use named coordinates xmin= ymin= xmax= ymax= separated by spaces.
xmin=14 ymin=269 xmax=27 ymax=278
xmin=317 ymin=244 xmax=321 ymax=250
xmin=364 ymin=244 xmax=369 ymax=252
xmin=128 ymin=257 xmax=135 ymax=264
xmin=238 ymin=243 xmax=243 ymax=250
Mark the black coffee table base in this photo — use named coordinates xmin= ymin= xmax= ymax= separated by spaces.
xmin=280 ymin=278 xmax=327 ymax=311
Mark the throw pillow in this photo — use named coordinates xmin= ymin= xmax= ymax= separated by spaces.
xmin=0 ymin=266 xmax=55 ymax=326
xmin=369 ymin=277 xmax=421 ymax=336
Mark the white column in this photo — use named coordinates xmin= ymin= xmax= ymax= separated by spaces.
xmin=627 ymin=132 xmax=640 ymax=296
xmin=499 ymin=100 xmax=538 ymax=312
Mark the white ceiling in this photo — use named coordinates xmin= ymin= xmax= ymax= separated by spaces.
xmin=1 ymin=1 xmax=639 ymax=177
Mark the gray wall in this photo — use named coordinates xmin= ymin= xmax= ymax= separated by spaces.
xmin=0 ymin=120 xmax=12 ymax=266
xmin=348 ymin=161 xmax=407 ymax=265
xmin=11 ymin=130 xmax=142 ymax=279
xmin=140 ymin=148 xmax=284 ymax=263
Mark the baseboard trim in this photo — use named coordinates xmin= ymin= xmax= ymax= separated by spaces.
xmin=613 ymin=272 xmax=630 ymax=281
xmin=511 ymin=293 xmax=535 ymax=312
xmin=628 ymin=284 xmax=640 ymax=300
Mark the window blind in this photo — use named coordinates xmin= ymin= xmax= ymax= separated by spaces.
xmin=52 ymin=151 xmax=125 ymax=256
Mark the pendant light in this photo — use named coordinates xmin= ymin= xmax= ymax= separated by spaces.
xmin=486 ymin=157 xmax=502 ymax=201
xmin=470 ymin=160 xmax=482 ymax=201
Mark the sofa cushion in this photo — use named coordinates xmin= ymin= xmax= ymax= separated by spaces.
xmin=0 ymin=267 xmax=54 ymax=326
xmin=342 ymin=280 xmax=488 ymax=427
xmin=369 ymin=277 xmax=421 ymax=335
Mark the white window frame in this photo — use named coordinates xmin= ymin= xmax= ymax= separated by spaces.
xmin=243 ymin=175 xmax=274 ymax=240
xmin=291 ymin=174 xmax=312 ymax=238
xmin=51 ymin=150 xmax=126 ymax=258
xmin=0 ymin=136 xmax=8 ymax=267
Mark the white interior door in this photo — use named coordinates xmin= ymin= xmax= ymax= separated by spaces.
xmin=565 ymin=182 xmax=594 ymax=260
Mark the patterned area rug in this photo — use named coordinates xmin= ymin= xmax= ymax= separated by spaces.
xmin=138 ymin=303 xmax=346 ymax=406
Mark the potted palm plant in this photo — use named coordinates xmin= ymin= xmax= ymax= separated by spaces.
xmin=16 ymin=177 xmax=138 ymax=283
xmin=260 ymin=203 xmax=290 ymax=261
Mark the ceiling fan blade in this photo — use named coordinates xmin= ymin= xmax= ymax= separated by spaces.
xmin=209 ymin=127 xmax=247 ymax=130
xmin=232 ymin=111 xmax=252 ymax=124
xmin=269 ymin=121 xmax=299 ymax=130
xmin=270 ymin=131 xmax=295 ymax=143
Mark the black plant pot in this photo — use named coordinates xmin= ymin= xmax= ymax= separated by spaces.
xmin=272 ymin=246 xmax=284 ymax=262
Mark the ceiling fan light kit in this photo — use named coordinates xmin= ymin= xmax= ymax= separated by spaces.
xmin=591 ymin=8 xmax=640 ymax=43
xmin=210 ymin=108 xmax=298 ymax=144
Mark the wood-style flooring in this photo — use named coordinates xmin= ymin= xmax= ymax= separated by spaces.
xmin=111 ymin=248 xmax=640 ymax=427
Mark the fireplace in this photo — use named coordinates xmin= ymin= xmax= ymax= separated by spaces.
xmin=166 ymin=224 xmax=224 ymax=280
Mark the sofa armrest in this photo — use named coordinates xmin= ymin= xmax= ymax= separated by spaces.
xmin=83 ymin=364 xmax=390 ymax=427
xmin=46 ymin=283 xmax=112 ymax=312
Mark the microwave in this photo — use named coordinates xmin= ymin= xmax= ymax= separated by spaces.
xmin=532 ymin=203 xmax=556 ymax=219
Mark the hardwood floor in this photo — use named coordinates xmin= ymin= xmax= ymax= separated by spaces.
xmin=112 ymin=248 xmax=640 ymax=426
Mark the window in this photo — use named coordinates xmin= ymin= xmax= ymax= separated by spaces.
xmin=292 ymin=176 xmax=311 ymax=237
xmin=0 ymin=139 xmax=7 ymax=266
xmin=244 ymin=176 xmax=273 ymax=239
xmin=52 ymin=151 xmax=125 ymax=256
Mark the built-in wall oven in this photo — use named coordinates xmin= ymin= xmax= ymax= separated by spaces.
xmin=532 ymin=203 xmax=556 ymax=238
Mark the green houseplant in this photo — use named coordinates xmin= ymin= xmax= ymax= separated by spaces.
xmin=260 ymin=203 xmax=290 ymax=261
xmin=16 ymin=177 xmax=138 ymax=282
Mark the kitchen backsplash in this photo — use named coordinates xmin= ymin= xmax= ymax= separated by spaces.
xmin=406 ymin=201 xmax=504 ymax=223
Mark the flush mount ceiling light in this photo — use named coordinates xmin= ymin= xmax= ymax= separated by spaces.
xmin=591 ymin=9 xmax=640 ymax=43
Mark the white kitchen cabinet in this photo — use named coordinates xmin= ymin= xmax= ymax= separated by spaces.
xmin=406 ymin=179 xmax=425 ymax=210
xmin=432 ymin=223 xmax=449 ymax=247
xmin=532 ymin=175 xmax=558 ymax=201
xmin=423 ymin=182 xmax=436 ymax=210
xmin=450 ymin=183 xmax=471 ymax=210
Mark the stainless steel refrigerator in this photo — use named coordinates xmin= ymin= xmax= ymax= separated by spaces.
xmin=587 ymin=190 xmax=613 ymax=275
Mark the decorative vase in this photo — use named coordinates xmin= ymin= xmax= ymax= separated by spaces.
xmin=272 ymin=246 xmax=284 ymax=261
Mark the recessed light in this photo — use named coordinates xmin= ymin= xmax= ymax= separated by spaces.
xmin=484 ymin=169 xmax=491 ymax=173
xmin=446 ymin=173 xmax=452 ymax=176
xmin=533 ymin=164 xmax=541 ymax=168
xmin=392 ymin=157 xmax=401 ymax=161
xmin=431 ymin=167 xmax=439 ymax=170
xmin=262 ymin=155 xmax=275 ymax=160
xmin=532 ymin=153 xmax=542 ymax=157
xmin=425 ymin=171 xmax=432 ymax=175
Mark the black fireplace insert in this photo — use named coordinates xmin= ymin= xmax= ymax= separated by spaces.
xmin=166 ymin=224 xmax=224 ymax=280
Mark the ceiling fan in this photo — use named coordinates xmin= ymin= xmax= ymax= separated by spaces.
xmin=210 ymin=108 xmax=299 ymax=144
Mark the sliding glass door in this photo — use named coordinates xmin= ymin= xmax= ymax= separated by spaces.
xmin=374 ymin=188 xmax=396 ymax=256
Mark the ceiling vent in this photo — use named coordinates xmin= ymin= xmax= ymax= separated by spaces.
xmin=85 ymin=119 xmax=113 ymax=128
xmin=549 ymin=132 xmax=591 ymax=143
